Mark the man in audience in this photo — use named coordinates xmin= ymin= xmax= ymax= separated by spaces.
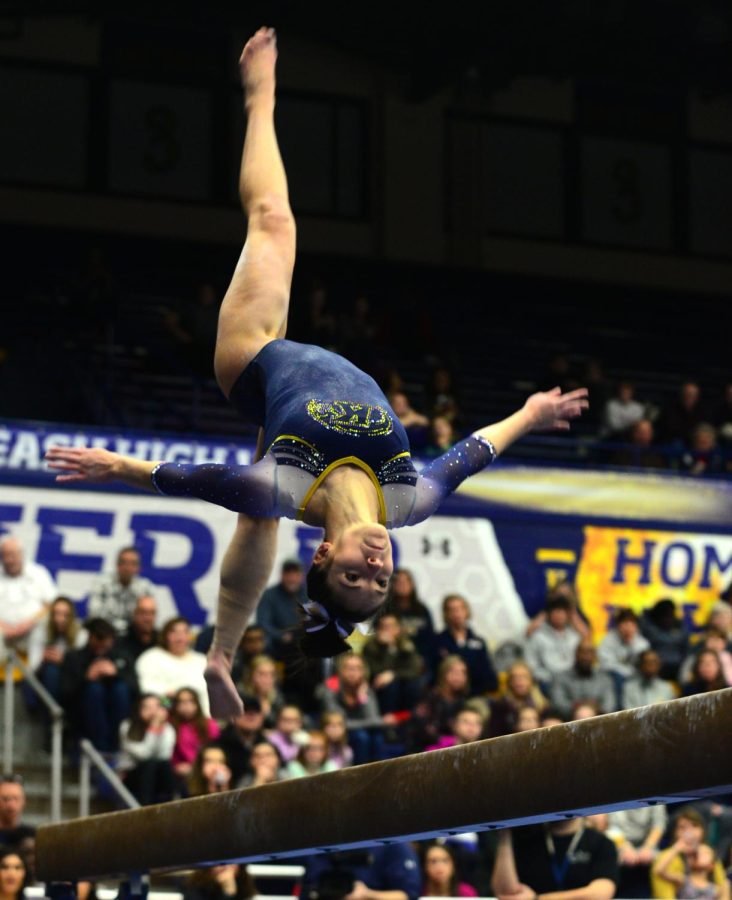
xmin=607 ymin=804 xmax=668 ymax=898
xmin=87 ymin=546 xmax=155 ymax=633
xmin=302 ymin=841 xmax=421 ymax=900
xmin=621 ymin=650 xmax=676 ymax=709
xmin=492 ymin=818 xmax=618 ymax=900
xmin=216 ymin=695 xmax=267 ymax=784
xmin=598 ymin=609 xmax=650 ymax=703
xmin=0 ymin=776 xmax=30 ymax=847
xmin=116 ymin=594 xmax=158 ymax=663
xmin=61 ymin=617 xmax=136 ymax=752
xmin=524 ymin=596 xmax=581 ymax=690
xmin=0 ymin=536 xmax=55 ymax=666
xmin=256 ymin=559 xmax=306 ymax=659
xmin=550 ymin=640 xmax=616 ymax=720
xmin=432 ymin=594 xmax=497 ymax=694
xmin=658 ymin=380 xmax=707 ymax=446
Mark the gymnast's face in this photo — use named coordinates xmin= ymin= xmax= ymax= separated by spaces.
xmin=314 ymin=523 xmax=394 ymax=618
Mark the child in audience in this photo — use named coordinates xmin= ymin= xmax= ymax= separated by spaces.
xmin=170 ymin=687 xmax=220 ymax=784
xmin=239 ymin=654 xmax=284 ymax=728
xmin=188 ymin=745 xmax=232 ymax=796
xmin=286 ymin=730 xmax=338 ymax=778
xmin=118 ymin=693 xmax=176 ymax=805
xmin=320 ymin=711 xmax=353 ymax=769
xmin=265 ymin=705 xmax=308 ymax=764
xmin=421 ymin=842 xmax=478 ymax=897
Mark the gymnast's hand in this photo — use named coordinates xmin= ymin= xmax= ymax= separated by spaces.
xmin=45 ymin=447 xmax=159 ymax=491
xmin=523 ymin=386 xmax=589 ymax=431
xmin=45 ymin=446 xmax=121 ymax=483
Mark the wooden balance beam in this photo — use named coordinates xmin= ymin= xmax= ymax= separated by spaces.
xmin=36 ymin=689 xmax=732 ymax=882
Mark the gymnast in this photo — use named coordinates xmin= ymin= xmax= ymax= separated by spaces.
xmin=46 ymin=27 xmax=588 ymax=717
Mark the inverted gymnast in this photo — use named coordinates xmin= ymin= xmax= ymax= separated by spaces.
xmin=46 ymin=27 xmax=588 ymax=717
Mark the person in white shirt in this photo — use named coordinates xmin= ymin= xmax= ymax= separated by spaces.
xmin=0 ymin=536 xmax=55 ymax=664
xmin=87 ymin=546 xmax=155 ymax=633
xmin=135 ymin=617 xmax=209 ymax=715
xmin=524 ymin=596 xmax=581 ymax=688
xmin=603 ymin=381 xmax=646 ymax=436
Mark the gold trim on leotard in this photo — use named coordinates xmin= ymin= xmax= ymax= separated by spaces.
xmin=267 ymin=434 xmax=319 ymax=454
xmin=297 ymin=456 xmax=387 ymax=526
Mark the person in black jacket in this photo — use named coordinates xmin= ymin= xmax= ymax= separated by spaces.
xmin=431 ymin=595 xmax=497 ymax=694
xmin=60 ymin=617 xmax=137 ymax=752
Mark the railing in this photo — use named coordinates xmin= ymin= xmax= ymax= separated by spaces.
xmin=3 ymin=648 xmax=63 ymax=822
xmin=78 ymin=738 xmax=140 ymax=816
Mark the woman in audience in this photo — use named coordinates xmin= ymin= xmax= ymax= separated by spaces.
xmin=239 ymin=654 xmax=284 ymax=728
xmin=239 ymin=741 xmax=286 ymax=788
xmin=183 ymin=864 xmax=256 ymax=900
xmin=320 ymin=653 xmax=386 ymax=765
xmin=170 ymin=687 xmax=220 ymax=786
xmin=682 ymin=650 xmax=729 ymax=696
xmin=571 ymin=699 xmax=601 ymax=720
xmin=118 ymin=693 xmax=176 ymax=805
xmin=652 ymin=807 xmax=729 ymax=900
xmin=361 ymin=613 xmax=423 ymax=714
xmin=188 ymin=744 xmax=232 ymax=796
xmin=513 ymin=707 xmax=541 ymax=732
xmin=421 ymin=842 xmax=477 ymax=898
xmin=286 ymin=730 xmax=338 ymax=778
xmin=412 ymin=655 xmax=472 ymax=750
xmin=0 ymin=849 xmax=27 ymax=900
xmin=320 ymin=711 xmax=353 ymax=769
xmin=29 ymin=596 xmax=86 ymax=703
xmin=679 ymin=630 xmax=732 ymax=687
xmin=136 ymin=617 xmax=209 ymax=714
xmin=265 ymin=704 xmax=308 ymax=764
xmin=489 ymin=661 xmax=548 ymax=737
xmin=383 ymin=569 xmax=435 ymax=659
xmin=424 ymin=416 xmax=458 ymax=458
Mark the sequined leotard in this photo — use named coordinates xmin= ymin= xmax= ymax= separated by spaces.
xmin=152 ymin=340 xmax=496 ymax=527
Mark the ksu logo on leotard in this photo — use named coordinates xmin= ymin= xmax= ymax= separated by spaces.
xmin=306 ymin=399 xmax=394 ymax=436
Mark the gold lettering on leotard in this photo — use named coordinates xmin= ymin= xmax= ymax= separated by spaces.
xmin=306 ymin=399 xmax=394 ymax=436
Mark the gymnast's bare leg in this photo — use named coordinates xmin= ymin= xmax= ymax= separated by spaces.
xmin=205 ymin=27 xmax=296 ymax=717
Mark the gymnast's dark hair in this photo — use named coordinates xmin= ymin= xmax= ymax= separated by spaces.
xmin=299 ymin=562 xmax=352 ymax=658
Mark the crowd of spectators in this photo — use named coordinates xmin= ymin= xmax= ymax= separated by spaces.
xmin=2 ymin=530 xmax=732 ymax=900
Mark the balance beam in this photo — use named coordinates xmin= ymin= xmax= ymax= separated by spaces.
xmin=36 ymin=689 xmax=732 ymax=882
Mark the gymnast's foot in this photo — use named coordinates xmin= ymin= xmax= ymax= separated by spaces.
xmin=239 ymin=26 xmax=277 ymax=102
xmin=205 ymin=651 xmax=243 ymax=718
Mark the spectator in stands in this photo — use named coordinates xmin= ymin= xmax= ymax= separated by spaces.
xmin=0 ymin=536 xmax=54 ymax=669
xmin=196 ymin=624 xmax=265 ymax=687
xmin=550 ymin=639 xmax=616 ymax=720
xmin=87 ymin=547 xmax=155 ymax=634
xmin=60 ymin=617 xmax=135 ymax=752
xmin=571 ymin=699 xmax=601 ymax=720
xmin=542 ymin=353 xmax=579 ymax=395
xmin=135 ymin=616 xmax=209 ymax=715
xmin=514 ymin=706 xmax=541 ymax=731
xmin=491 ymin=819 xmax=618 ymax=900
xmin=421 ymin=842 xmax=478 ymax=897
xmin=0 ymin=848 xmax=27 ymax=900
xmin=240 ymin=654 xmax=284 ymax=728
xmin=681 ymin=423 xmax=724 ymax=476
xmin=298 ymin=278 xmax=337 ymax=349
xmin=613 ymin=418 xmax=667 ymax=469
xmin=265 ymin=704 xmax=308 ymax=765
xmin=411 ymin=656 xmax=472 ymax=750
xmin=28 ymin=596 xmax=86 ymax=705
xmin=362 ymin=613 xmax=423 ymax=714
xmin=170 ymin=687 xmax=220 ymax=786
xmin=338 ymin=291 xmax=380 ymax=371
xmin=0 ymin=777 xmax=27 ymax=847
xmin=640 ymin=599 xmax=689 ymax=680
xmin=525 ymin=580 xmax=589 ymax=640
xmin=712 ymin=384 xmax=732 ymax=446
xmin=651 ymin=807 xmax=729 ymax=900
xmin=539 ymin=707 xmax=565 ymax=728
xmin=320 ymin=711 xmax=353 ymax=769
xmin=383 ymin=569 xmax=435 ymax=660
xmin=216 ymin=696 xmax=266 ymax=785
xmin=115 ymin=595 xmax=158 ymax=664
xmin=255 ymin=559 xmax=306 ymax=659
xmin=682 ymin=650 xmax=729 ymax=696
xmin=425 ymin=366 xmax=461 ymax=424
xmin=524 ymin=596 xmax=582 ymax=689
xmin=598 ymin=608 xmax=650 ymax=702
xmin=118 ymin=693 xmax=176 ymax=805
xmin=432 ymin=595 xmax=497 ymax=695
xmin=286 ymin=730 xmax=338 ymax=778
xmin=621 ymin=649 xmax=676 ymax=709
xmin=606 ymin=804 xmax=668 ymax=899
xmin=603 ymin=381 xmax=645 ymax=437
xmin=238 ymin=741 xmax=286 ymax=788
xmin=659 ymin=381 xmax=708 ymax=446
xmin=426 ymin=705 xmax=486 ymax=751
xmin=387 ymin=391 xmax=430 ymax=448
xmin=707 ymin=603 xmax=732 ymax=644
xmin=679 ymin=629 xmax=732 ymax=687
xmin=302 ymin=843 xmax=421 ymax=900
xmin=162 ymin=281 xmax=220 ymax=378
xmin=424 ymin=416 xmax=458 ymax=458
xmin=319 ymin=653 xmax=386 ymax=764
xmin=188 ymin=745 xmax=232 ymax=797
xmin=183 ymin=864 xmax=256 ymax=900
xmin=489 ymin=661 xmax=548 ymax=737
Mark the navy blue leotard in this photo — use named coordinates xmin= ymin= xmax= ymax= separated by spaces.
xmin=152 ymin=340 xmax=496 ymax=527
